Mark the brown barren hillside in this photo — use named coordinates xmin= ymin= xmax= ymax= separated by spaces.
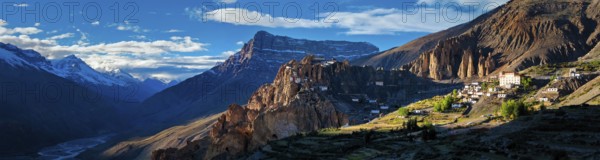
xmin=359 ymin=0 xmax=600 ymax=80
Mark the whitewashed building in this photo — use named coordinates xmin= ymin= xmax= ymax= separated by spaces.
xmin=499 ymin=72 xmax=521 ymax=88
xmin=380 ymin=106 xmax=389 ymax=110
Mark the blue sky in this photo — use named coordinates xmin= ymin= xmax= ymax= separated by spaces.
xmin=0 ymin=0 xmax=507 ymax=82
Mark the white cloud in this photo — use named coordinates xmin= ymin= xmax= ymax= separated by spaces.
xmin=221 ymin=50 xmax=236 ymax=57
xmin=49 ymin=33 xmax=74 ymax=40
xmin=328 ymin=8 xmax=461 ymax=35
xmin=0 ymin=25 xmax=43 ymax=35
xmin=236 ymin=41 xmax=244 ymax=45
xmin=189 ymin=1 xmax=508 ymax=35
xmin=130 ymin=35 xmax=147 ymax=40
xmin=417 ymin=0 xmax=507 ymax=5
xmin=91 ymin=21 xmax=100 ymax=26
xmin=165 ymin=29 xmax=183 ymax=33
xmin=218 ymin=0 xmax=237 ymax=4
xmin=78 ymin=54 xmax=223 ymax=80
xmin=75 ymin=28 xmax=89 ymax=46
xmin=47 ymin=30 xmax=58 ymax=34
xmin=187 ymin=8 xmax=330 ymax=29
xmin=116 ymin=24 xmax=149 ymax=33
xmin=0 ymin=25 xmax=208 ymax=58
xmin=34 ymin=23 xmax=40 ymax=27
xmin=13 ymin=3 xmax=28 ymax=7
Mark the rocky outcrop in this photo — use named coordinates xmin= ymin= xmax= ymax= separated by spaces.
xmin=133 ymin=31 xmax=377 ymax=131
xmin=205 ymin=56 xmax=348 ymax=159
xmin=408 ymin=33 xmax=497 ymax=80
xmin=149 ymin=55 xmax=448 ymax=160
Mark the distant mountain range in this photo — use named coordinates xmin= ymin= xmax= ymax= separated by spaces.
xmin=0 ymin=42 xmax=123 ymax=155
xmin=0 ymin=42 xmax=179 ymax=156
xmin=0 ymin=43 xmax=178 ymax=103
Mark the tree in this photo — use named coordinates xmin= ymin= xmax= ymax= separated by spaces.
xmin=501 ymin=100 xmax=515 ymax=119
xmin=421 ymin=121 xmax=436 ymax=141
xmin=398 ymin=108 xmax=409 ymax=117
xmin=481 ymin=82 xmax=488 ymax=91
xmin=433 ymin=102 xmax=442 ymax=112
xmin=521 ymin=77 xmax=533 ymax=90
xmin=500 ymin=100 xmax=529 ymax=120
xmin=539 ymin=103 xmax=547 ymax=111
xmin=452 ymin=89 xmax=458 ymax=99
xmin=433 ymin=96 xmax=453 ymax=113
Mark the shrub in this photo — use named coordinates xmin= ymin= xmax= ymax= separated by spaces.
xmin=397 ymin=108 xmax=409 ymax=117
xmin=434 ymin=95 xmax=454 ymax=112
xmin=521 ymin=77 xmax=533 ymax=90
xmin=403 ymin=118 xmax=419 ymax=131
xmin=421 ymin=121 xmax=437 ymax=141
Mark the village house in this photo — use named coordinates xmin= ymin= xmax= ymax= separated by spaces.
xmin=499 ymin=71 xmax=521 ymax=88
xmin=498 ymin=93 xmax=507 ymax=98
xmin=371 ymin=110 xmax=381 ymax=115
xmin=469 ymin=100 xmax=478 ymax=104
xmin=539 ymin=97 xmax=549 ymax=102
xmin=368 ymin=99 xmax=377 ymax=104
xmin=380 ymin=106 xmax=389 ymax=110
xmin=569 ymin=68 xmax=582 ymax=79
xmin=547 ymin=88 xmax=558 ymax=93
xmin=452 ymin=103 xmax=462 ymax=109
xmin=319 ymin=86 xmax=328 ymax=91
xmin=413 ymin=110 xmax=428 ymax=115
xmin=375 ymin=81 xmax=384 ymax=86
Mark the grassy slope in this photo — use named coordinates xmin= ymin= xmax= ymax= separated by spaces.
xmin=561 ymin=76 xmax=600 ymax=106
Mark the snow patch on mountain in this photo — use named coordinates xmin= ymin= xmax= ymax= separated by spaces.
xmin=50 ymin=55 xmax=130 ymax=86
xmin=0 ymin=47 xmax=32 ymax=68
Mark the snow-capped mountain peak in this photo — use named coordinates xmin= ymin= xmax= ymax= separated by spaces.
xmin=50 ymin=55 xmax=131 ymax=86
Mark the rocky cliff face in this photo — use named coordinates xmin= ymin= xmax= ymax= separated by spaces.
xmin=363 ymin=0 xmax=599 ymax=80
xmin=205 ymin=56 xmax=349 ymax=159
xmin=410 ymin=0 xmax=600 ymax=80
